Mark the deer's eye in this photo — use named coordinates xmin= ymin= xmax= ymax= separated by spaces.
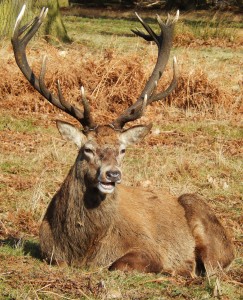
xmin=84 ymin=147 xmax=94 ymax=155
xmin=120 ymin=148 xmax=126 ymax=155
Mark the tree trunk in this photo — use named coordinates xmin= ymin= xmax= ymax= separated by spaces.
xmin=36 ymin=0 xmax=71 ymax=43
xmin=0 ymin=0 xmax=70 ymax=43
xmin=0 ymin=0 xmax=29 ymax=38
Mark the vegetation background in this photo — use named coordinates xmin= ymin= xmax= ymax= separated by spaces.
xmin=0 ymin=0 xmax=242 ymax=299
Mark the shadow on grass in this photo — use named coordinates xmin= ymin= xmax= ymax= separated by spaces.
xmin=23 ymin=240 xmax=41 ymax=259
xmin=0 ymin=237 xmax=41 ymax=260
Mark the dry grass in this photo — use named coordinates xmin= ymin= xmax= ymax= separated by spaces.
xmin=0 ymin=41 xmax=241 ymax=121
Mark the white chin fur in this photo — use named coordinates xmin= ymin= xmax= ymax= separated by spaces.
xmin=97 ymin=182 xmax=115 ymax=194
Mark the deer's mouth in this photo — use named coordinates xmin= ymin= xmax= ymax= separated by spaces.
xmin=98 ymin=181 xmax=116 ymax=194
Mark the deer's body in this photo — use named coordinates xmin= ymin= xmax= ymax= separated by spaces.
xmin=41 ymin=183 xmax=195 ymax=274
xmin=39 ymin=126 xmax=234 ymax=276
xmin=13 ymin=8 xmax=235 ymax=276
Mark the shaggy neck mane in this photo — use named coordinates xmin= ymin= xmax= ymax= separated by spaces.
xmin=57 ymin=162 xmax=118 ymax=224
xmin=47 ymin=158 xmax=119 ymax=258
xmin=43 ymin=156 xmax=119 ymax=265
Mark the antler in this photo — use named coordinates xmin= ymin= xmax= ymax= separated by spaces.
xmin=11 ymin=5 xmax=96 ymax=130
xmin=112 ymin=11 xmax=179 ymax=130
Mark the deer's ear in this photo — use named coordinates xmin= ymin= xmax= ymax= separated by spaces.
xmin=119 ymin=124 xmax=152 ymax=146
xmin=56 ymin=120 xmax=87 ymax=148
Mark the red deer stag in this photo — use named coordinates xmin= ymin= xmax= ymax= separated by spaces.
xmin=12 ymin=6 xmax=234 ymax=276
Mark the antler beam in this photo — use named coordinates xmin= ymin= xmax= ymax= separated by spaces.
xmin=112 ymin=11 xmax=179 ymax=130
xmin=11 ymin=5 xmax=96 ymax=130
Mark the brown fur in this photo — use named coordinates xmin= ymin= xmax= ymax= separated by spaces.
xmin=178 ymin=194 xmax=235 ymax=275
xmin=39 ymin=125 xmax=234 ymax=276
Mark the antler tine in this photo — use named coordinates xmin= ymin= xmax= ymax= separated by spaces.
xmin=131 ymin=28 xmax=153 ymax=42
xmin=12 ymin=6 xmax=96 ymax=130
xmin=149 ymin=56 xmax=178 ymax=102
xmin=112 ymin=12 xmax=179 ymax=130
xmin=80 ymin=87 xmax=96 ymax=130
xmin=133 ymin=12 xmax=159 ymax=45
xmin=39 ymin=56 xmax=84 ymax=120
xmin=40 ymin=56 xmax=69 ymax=111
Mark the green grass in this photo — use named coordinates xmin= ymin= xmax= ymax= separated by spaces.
xmin=0 ymin=242 xmax=24 ymax=257
xmin=64 ymin=15 xmax=144 ymax=51
xmin=156 ymin=120 xmax=242 ymax=139
xmin=63 ymin=10 xmax=242 ymax=49
xmin=0 ymin=115 xmax=38 ymax=132
xmin=0 ymin=157 xmax=35 ymax=175
xmin=0 ymin=239 xmax=40 ymax=258
xmin=66 ymin=15 xmax=137 ymax=36
xmin=180 ymin=16 xmax=241 ymax=40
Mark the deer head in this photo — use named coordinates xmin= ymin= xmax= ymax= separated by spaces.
xmin=12 ymin=5 xmax=178 ymax=195
xmin=57 ymin=120 xmax=151 ymax=194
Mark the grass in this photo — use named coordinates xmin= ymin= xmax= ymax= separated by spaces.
xmin=179 ymin=13 xmax=242 ymax=41
xmin=62 ymin=8 xmax=242 ymax=50
xmin=64 ymin=15 xmax=145 ymax=52
xmin=0 ymin=6 xmax=242 ymax=300
xmin=0 ymin=238 xmax=242 ymax=299
xmin=0 ymin=115 xmax=38 ymax=132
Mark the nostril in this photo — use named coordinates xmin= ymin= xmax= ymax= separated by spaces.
xmin=106 ymin=170 xmax=121 ymax=181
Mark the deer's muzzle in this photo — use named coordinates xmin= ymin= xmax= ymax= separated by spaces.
xmin=97 ymin=167 xmax=121 ymax=194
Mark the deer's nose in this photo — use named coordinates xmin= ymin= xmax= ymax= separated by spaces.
xmin=106 ymin=170 xmax=121 ymax=182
